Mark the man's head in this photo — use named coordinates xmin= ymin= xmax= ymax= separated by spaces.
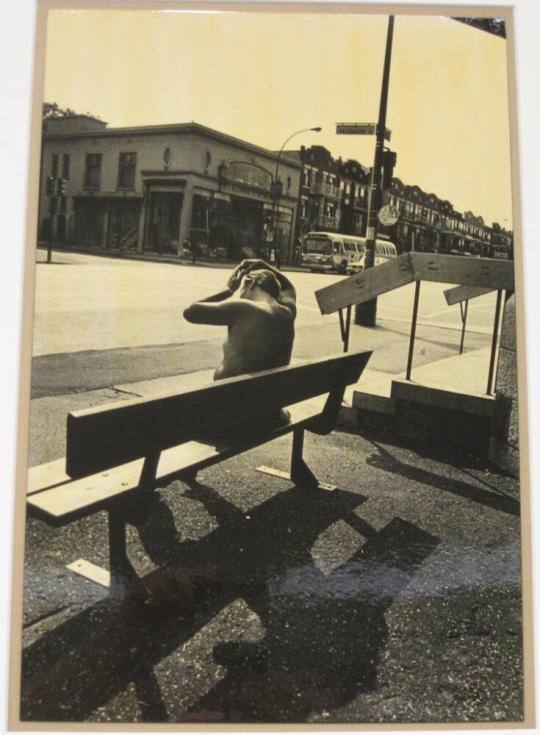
xmin=239 ymin=269 xmax=281 ymax=301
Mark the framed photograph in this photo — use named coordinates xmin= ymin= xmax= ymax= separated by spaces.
xmin=6 ymin=0 xmax=536 ymax=729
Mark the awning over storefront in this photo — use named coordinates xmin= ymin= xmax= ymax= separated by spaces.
xmin=464 ymin=234 xmax=484 ymax=244
xmin=73 ymin=191 xmax=143 ymax=199
xmin=142 ymin=179 xmax=187 ymax=189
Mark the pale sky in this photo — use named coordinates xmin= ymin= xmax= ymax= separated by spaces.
xmin=44 ymin=8 xmax=513 ymax=227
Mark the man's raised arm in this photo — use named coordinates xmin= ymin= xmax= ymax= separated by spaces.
xmin=233 ymin=259 xmax=297 ymax=317
xmin=183 ymin=274 xmax=256 ymax=325
xmin=183 ymin=298 xmax=256 ymax=326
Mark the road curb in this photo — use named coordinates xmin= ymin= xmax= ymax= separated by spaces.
xmin=36 ymin=243 xmax=308 ymax=273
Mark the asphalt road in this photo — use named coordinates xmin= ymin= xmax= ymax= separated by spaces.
xmin=30 ymin=250 xmax=493 ymax=398
xmin=32 ymin=250 xmax=498 ymax=357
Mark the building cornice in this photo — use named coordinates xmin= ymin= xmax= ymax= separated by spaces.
xmin=43 ymin=122 xmax=302 ymax=170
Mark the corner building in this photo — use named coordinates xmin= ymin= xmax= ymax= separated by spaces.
xmin=41 ymin=116 xmax=301 ymax=262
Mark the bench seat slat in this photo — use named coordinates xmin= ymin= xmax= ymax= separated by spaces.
xmin=27 ymin=397 xmax=325 ymax=524
xmin=27 ymin=458 xmax=71 ymax=496
xmin=28 ymin=456 xmax=144 ymax=521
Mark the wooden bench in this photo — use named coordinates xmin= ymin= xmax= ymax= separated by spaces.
xmin=27 ymin=350 xmax=371 ymax=596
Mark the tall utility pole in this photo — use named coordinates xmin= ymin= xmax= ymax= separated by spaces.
xmin=356 ymin=15 xmax=395 ymax=327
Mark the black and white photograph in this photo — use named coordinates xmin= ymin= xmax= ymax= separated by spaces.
xmin=6 ymin=0 xmax=535 ymax=728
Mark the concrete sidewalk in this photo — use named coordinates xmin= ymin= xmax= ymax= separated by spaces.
xmin=344 ymin=348 xmax=499 ymax=458
xmin=348 ymin=346 xmax=493 ymax=402
xmin=19 ymin=352 xmax=523 ymax=725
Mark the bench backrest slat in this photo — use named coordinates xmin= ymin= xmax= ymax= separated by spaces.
xmin=66 ymin=350 xmax=371 ymax=477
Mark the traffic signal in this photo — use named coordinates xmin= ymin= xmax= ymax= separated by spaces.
xmin=382 ymin=150 xmax=397 ymax=189
xmin=56 ymin=178 xmax=67 ymax=196
xmin=46 ymin=176 xmax=56 ymax=196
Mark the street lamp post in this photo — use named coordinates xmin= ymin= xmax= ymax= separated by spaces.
xmin=272 ymin=126 xmax=322 ymax=265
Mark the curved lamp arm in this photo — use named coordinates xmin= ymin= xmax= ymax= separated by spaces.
xmin=274 ymin=126 xmax=322 ymax=182
xmin=272 ymin=126 xmax=322 ymax=254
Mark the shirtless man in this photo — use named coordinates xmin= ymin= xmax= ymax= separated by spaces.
xmin=183 ymin=258 xmax=296 ymax=380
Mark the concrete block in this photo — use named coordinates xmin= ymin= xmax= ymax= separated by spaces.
xmin=489 ymin=437 xmax=519 ymax=478
xmin=391 ymin=379 xmax=495 ymax=417
xmin=352 ymin=391 xmax=397 ymax=415
xmin=337 ymin=404 xmax=360 ymax=430
xmin=489 ymin=347 xmax=520 ymax=477
xmin=489 ymin=294 xmax=520 ymax=477
xmin=499 ymin=293 xmax=517 ymax=352
xmin=395 ymin=400 xmax=492 ymax=455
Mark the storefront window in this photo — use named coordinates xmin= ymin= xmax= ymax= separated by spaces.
xmin=191 ymin=194 xmax=209 ymax=231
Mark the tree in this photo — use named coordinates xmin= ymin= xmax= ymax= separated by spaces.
xmin=42 ymin=102 xmax=102 ymax=132
xmin=43 ymin=101 xmax=76 ymax=119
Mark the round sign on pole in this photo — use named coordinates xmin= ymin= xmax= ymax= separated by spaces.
xmin=378 ymin=204 xmax=399 ymax=227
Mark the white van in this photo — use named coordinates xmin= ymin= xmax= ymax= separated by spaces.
xmin=349 ymin=237 xmax=398 ymax=272
xmin=301 ymin=231 xmax=397 ymax=274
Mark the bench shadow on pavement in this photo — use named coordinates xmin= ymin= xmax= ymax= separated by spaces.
xmin=364 ymin=441 xmax=520 ymax=517
xmin=21 ymin=481 xmax=439 ymax=723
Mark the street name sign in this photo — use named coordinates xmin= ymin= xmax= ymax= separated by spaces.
xmin=336 ymin=123 xmax=392 ymax=141
xmin=336 ymin=123 xmax=375 ymax=135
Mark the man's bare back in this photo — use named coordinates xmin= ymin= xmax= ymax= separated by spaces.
xmin=216 ymin=298 xmax=294 ymax=379
xmin=183 ymin=259 xmax=297 ymax=380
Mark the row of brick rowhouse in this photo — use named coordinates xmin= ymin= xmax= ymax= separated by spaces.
xmin=40 ymin=116 xmax=302 ymax=263
xmin=40 ymin=115 xmax=513 ymax=264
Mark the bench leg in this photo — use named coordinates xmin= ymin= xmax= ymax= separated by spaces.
xmin=256 ymin=429 xmax=337 ymax=491
xmin=179 ymin=468 xmax=198 ymax=483
xmin=290 ymin=428 xmax=319 ymax=490
xmin=108 ymin=511 xmax=139 ymax=599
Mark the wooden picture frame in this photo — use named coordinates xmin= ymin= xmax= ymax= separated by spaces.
xmin=3 ymin=1 xmax=537 ymax=730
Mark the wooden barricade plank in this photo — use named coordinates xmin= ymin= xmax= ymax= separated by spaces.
xmin=444 ymin=285 xmax=493 ymax=306
xmin=314 ymin=254 xmax=515 ymax=314
xmin=315 ymin=253 xmax=414 ymax=315
xmin=410 ymin=254 xmax=514 ymax=290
